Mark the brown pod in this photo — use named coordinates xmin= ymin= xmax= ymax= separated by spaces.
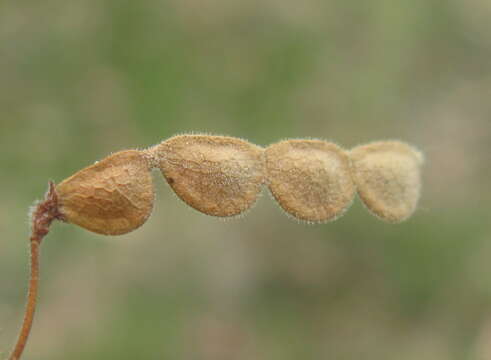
xmin=149 ymin=135 xmax=264 ymax=217
xmin=56 ymin=150 xmax=155 ymax=235
xmin=350 ymin=141 xmax=424 ymax=223
xmin=265 ymin=139 xmax=356 ymax=222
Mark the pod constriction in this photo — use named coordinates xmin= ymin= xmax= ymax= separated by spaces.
xmin=265 ymin=139 xmax=356 ymax=222
xmin=150 ymin=135 xmax=264 ymax=217
xmin=56 ymin=150 xmax=155 ymax=235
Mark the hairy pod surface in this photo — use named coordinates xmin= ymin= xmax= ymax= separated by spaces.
xmin=56 ymin=150 xmax=155 ymax=235
xmin=149 ymin=135 xmax=264 ymax=217
xmin=265 ymin=139 xmax=356 ymax=222
xmin=350 ymin=141 xmax=423 ymax=223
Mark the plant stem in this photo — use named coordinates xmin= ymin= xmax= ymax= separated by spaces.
xmin=8 ymin=240 xmax=41 ymax=360
xmin=8 ymin=182 xmax=63 ymax=360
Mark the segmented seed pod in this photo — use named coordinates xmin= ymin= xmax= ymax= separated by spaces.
xmin=149 ymin=135 xmax=264 ymax=217
xmin=349 ymin=141 xmax=424 ymax=223
xmin=56 ymin=150 xmax=155 ymax=235
xmin=265 ymin=139 xmax=356 ymax=222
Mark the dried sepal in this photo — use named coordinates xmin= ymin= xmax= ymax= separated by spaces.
xmin=265 ymin=139 xmax=356 ymax=222
xmin=56 ymin=150 xmax=155 ymax=235
xmin=149 ymin=134 xmax=264 ymax=217
xmin=349 ymin=141 xmax=424 ymax=223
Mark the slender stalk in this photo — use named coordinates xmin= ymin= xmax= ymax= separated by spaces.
xmin=8 ymin=182 xmax=63 ymax=360
xmin=8 ymin=240 xmax=41 ymax=360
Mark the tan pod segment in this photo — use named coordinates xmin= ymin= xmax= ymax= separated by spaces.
xmin=265 ymin=139 xmax=356 ymax=222
xmin=350 ymin=141 xmax=423 ymax=223
xmin=56 ymin=150 xmax=155 ymax=235
xmin=150 ymin=135 xmax=264 ymax=217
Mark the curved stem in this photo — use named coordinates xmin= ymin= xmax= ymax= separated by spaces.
xmin=8 ymin=240 xmax=41 ymax=360
xmin=8 ymin=182 xmax=63 ymax=360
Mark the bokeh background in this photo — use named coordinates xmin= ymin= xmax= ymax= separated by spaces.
xmin=1 ymin=1 xmax=491 ymax=359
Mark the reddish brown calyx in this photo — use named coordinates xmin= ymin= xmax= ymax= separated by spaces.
xmin=30 ymin=181 xmax=65 ymax=244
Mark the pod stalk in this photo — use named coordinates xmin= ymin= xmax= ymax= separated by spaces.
xmin=9 ymin=182 xmax=63 ymax=360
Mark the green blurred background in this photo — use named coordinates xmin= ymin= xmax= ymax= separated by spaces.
xmin=1 ymin=1 xmax=491 ymax=359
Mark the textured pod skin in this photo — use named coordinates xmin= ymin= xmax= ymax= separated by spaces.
xmin=56 ymin=150 xmax=155 ymax=235
xmin=265 ymin=139 xmax=356 ymax=222
xmin=149 ymin=135 xmax=264 ymax=217
xmin=350 ymin=141 xmax=423 ymax=223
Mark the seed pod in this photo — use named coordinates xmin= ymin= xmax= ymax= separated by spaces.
xmin=349 ymin=141 xmax=423 ymax=223
xmin=56 ymin=150 xmax=155 ymax=235
xmin=265 ymin=139 xmax=355 ymax=222
xmin=149 ymin=135 xmax=264 ymax=217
